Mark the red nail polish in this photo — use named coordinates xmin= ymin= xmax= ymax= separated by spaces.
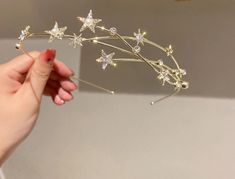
xmin=45 ymin=49 xmax=56 ymax=62
xmin=40 ymin=49 xmax=56 ymax=63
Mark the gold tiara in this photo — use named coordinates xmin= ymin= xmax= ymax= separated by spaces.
xmin=15 ymin=9 xmax=189 ymax=105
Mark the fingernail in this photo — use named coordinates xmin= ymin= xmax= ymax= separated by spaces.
xmin=60 ymin=99 xmax=65 ymax=105
xmin=40 ymin=49 xmax=56 ymax=63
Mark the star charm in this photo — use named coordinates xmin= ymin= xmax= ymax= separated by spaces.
xmin=77 ymin=10 xmax=102 ymax=33
xmin=165 ymin=45 xmax=173 ymax=56
xmin=69 ymin=33 xmax=83 ymax=48
xmin=134 ymin=29 xmax=146 ymax=46
xmin=45 ymin=22 xmax=67 ymax=42
xmin=157 ymin=69 xmax=170 ymax=86
xmin=96 ymin=50 xmax=116 ymax=70
xmin=18 ymin=26 xmax=30 ymax=41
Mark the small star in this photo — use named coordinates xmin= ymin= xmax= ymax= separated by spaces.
xmin=165 ymin=45 xmax=173 ymax=56
xmin=77 ymin=10 xmax=102 ymax=33
xmin=134 ymin=29 xmax=146 ymax=46
xmin=18 ymin=26 xmax=30 ymax=41
xmin=45 ymin=22 xmax=67 ymax=42
xmin=69 ymin=33 xmax=83 ymax=48
xmin=96 ymin=50 xmax=116 ymax=70
xmin=157 ymin=69 xmax=170 ymax=86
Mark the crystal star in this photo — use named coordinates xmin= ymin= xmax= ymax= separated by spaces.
xmin=157 ymin=69 xmax=170 ymax=86
xmin=96 ymin=50 xmax=116 ymax=70
xmin=69 ymin=33 xmax=83 ymax=48
xmin=18 ymin=26 xmax=30 ymax=41
xmin=77 ymin=10 xmax=102 ymax=33
xmin=134 ymin=29 xmax=146 ymax=46
xmin=45 ymin=22 xmax=67 ymax=42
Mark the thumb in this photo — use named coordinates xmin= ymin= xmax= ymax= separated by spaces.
xmin=23 ymin=49 xmax=56 ymax=100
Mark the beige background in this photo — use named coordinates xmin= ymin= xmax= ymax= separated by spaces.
xmin=2 ymin=92 xmax=235 ymax=179
xmin=0 ymin=0 xmax=235 ymax=97
xmin=0 ymin=0 xmax=235 ymax=179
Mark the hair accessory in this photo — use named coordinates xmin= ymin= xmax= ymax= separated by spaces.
xmin=15 ymin=9 xmax=189 ymax=105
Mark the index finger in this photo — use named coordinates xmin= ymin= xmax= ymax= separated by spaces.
xmin=53 ymin=59 xmax=74 ymax=78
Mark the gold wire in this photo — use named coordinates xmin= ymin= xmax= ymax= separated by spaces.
xmin=150 ymin=89 xmax=180 ymax=105
xmin=71 ymin=77 xmax=114 ymax=95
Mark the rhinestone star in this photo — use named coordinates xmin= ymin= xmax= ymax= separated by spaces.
xmin=96 ymin=50 xmax=116 ymax=70
xmin=157 ymin=69 xmax=170 ymax=86
xmin=77 ymin=10 xmax=102 ymax=33
xmin=165 ymin=45 xmax=173 ymax=56
xmin=134 ymin=29 xmax=146 ymax=46
xmin=18 ymin=26 xmax=30 ymax=41
xmin=45 ymin=22 xmax=67 ymax=42
xmin=69 ymin=33 xmax=83 ymax=48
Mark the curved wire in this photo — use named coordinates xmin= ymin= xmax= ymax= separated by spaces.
xmin=16 ymin=24 xmax=187 ymax=105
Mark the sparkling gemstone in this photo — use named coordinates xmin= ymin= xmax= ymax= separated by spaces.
xmin=109 ymin=27 xmax=117 ymax=36
xmin=179 ymin=69 xmax=187 ymax=76
xmin=134 ymin=29 xmax=145 ymax=46
xmin=165 ymin=45 xmax=173 ymax=56
xmin=77 ymin=10 xmax=102 ymax=33
xmin=18 ymin=26 xmax=30 ymax=41
xmin=132 ymin=46 xmax=141 ymax=54
xmin=69 ymin=33 xmax=83 ymax=48
xmin=96 ymin=50 xmax=116 ymax=70
xmin=157 ymin=69 xmax=170 ymax=85
xmin=156 ymin=60 xmax=163 ymax=66
xmin=45 ymin=22 xmax=67 ymax=42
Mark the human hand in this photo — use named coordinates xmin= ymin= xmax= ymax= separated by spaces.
xmin=0 ymin=49 xmax=77 ymax=165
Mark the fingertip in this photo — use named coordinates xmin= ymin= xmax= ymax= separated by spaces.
xmin=54 ymin=94 xmax=65 ymax=105
xmin=60 ymin=80 xmax=78 ymax=91
xmin=58 ymin=88 xmax=73 ymax=101
xmin=53 ymin=60 xmax=74 ymax=77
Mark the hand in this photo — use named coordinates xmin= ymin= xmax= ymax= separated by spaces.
xmin=0 ymin=49 xmax=77 ymax=165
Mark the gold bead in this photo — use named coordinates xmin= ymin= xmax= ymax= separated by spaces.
xmin=15 ymin=43 xmax=21 ymax=49
xmin=181 ymin=81 xmax=189 ymax=89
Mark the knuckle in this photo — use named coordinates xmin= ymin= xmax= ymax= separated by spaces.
xmin=31 ymin=68 xmax=50 ymax=79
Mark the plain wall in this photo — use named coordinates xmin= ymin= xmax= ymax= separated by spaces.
xmin=2 ymin=92 xmax=235 ymax=179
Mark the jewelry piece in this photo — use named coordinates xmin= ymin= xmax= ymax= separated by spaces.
xmin=45 ymin=22 xmax=67 ymax=42
xmin=15 ymin=9 xmax=189 ymax=105
xmin=77 ymin=10 xmax=102 ymax=33
xmin=134 ymin=29 xmax=146 ymax=46
xmin=165 ymin=45 xmax=173 ymax=56
xmin=69 ymin=33 xmax=83 ymax=48
xmin=96 ymin=50 xmax=116 ymax=70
